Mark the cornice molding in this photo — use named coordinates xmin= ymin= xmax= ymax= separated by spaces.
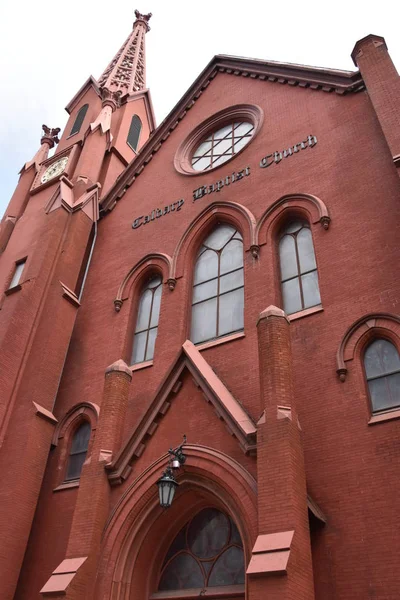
xmin=100 ymin=55 xmax=363 ymax=214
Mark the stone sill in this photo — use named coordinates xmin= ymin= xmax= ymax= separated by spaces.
xmin=196 ymin=331 xmax=245 ymax=352
xmin=151 ymin=584 xmax=245 ymax=598
xmin=53 ymin=480 xmax=80 ymax=492
xmin=130 ymin=359 xmax=154 ymax=372
xmin=368 ymin=407 xmax=400 ymax=425
xmin=288 ymin=305 xmax=323 ymax=322
xmin=4 ymin=284 xmax=22 ymax=296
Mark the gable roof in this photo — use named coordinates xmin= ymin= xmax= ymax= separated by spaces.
xmin=106 ymin=340 xmax=257 ymax=485
xmin=100 ymin=53 xmax=364 ymax=214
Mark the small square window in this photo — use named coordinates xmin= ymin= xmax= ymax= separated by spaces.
xmin=8 ymin=260 xmax=26 ymax=290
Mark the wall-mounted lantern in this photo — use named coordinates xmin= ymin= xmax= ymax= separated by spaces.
xmin=156 ymin=435 xmax=187 ymax=508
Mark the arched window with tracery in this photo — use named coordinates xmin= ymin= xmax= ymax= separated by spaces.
xmin=69 ymin=104 xmax=88 ymax=136
xmin=364 ymin=338 xmax=400 ymax=413
xmin=279 ymin=220 xmax=321 ymax=315
xmin=157 ymin=508 xmax=245 ymax=597
xmin=131 ymin=275 xmax=162 ymax=364
xmin=190 ymin=224 xmax=244 ymax=344
xmin=65 ymin=421 xmax=91 ymax=481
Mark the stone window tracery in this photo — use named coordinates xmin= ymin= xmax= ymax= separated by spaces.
xmin=191 ymin=122 xmax=254 ymax=172
xmin=279 ymin=220 xmax=321 ymax=315
xmin=131 ymin=275 xmax=162 ymax=364
xmin=190 ymin=224 xmax=244 ymax=344
xmin=364 ymin=338 xmax=400 ymax=413
xmin=69 ymin=104 xmax=88 ymax=136
xmin=66 ymin=421 xmax=91 ymax=480
xmin=158 ymin=508 xmax=245 ymax=593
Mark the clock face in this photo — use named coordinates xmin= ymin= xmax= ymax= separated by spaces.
xmin=41 ymin=157 xmax=69 ymax=184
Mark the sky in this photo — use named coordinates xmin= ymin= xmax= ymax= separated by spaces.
xmin=0 ymin=0 xmax=399 ymax=218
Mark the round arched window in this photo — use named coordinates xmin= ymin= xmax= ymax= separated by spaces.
xmin=191 ymin=122 xmax=254 ymax=172
xmin=158 ymin=508 xmax=245 ymax=594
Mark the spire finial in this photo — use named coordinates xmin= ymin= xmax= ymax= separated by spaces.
xmin=21 ymin=124 xmax=60 ymax=172
xmin=98 ymin=9 xmax=151 ymax=96
xmin=134 ymin=9 xmax=152 ymax=32
xmin=41 ymin=125 xmax=61 ymax=148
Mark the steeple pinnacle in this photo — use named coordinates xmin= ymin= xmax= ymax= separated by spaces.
xmin=98 ymin=10 xmax=152 ymax=97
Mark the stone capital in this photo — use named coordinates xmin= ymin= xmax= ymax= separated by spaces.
xmin=257 ymin=305 xmax=289 ymax=326
xmin=105 ymin=359 xmax=132 ymax=379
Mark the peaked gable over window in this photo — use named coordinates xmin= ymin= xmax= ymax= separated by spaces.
xmin=158 ymin=508 xmax=244 ymax=593
xmin=127 ymin=115 xmax=142 ymax=152
xmin=69 ymin=104 xmax=89 ymax=136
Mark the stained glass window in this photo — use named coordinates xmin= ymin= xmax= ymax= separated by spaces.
xmin=191 ymin=122 xmax=254 ymax=171
xmin=131 ymin=275 xmax=162 ymax=364
xmin=364 ymin=339 xmax=400 ymax=413
xmin=69 ymin=104 xmax=88 ymax=136
xmin=158 ymin=508 xmax=245 ymax=592
xmin=66 ymin=421 xmax=91 ymax=480
xmin=127 ymin=115 xmax=142 ymax=152
xmin=279 ymin=221 xmax=321 ymax=315
xmin=191 ymin=225 xmax=244 ymax=344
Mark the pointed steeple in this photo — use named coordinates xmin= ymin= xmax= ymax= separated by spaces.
xmin=98 ymin=10 xmax=152 ymax=97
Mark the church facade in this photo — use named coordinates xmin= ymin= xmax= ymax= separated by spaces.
xmin=0 ymin=10 xmax=400 ymax=600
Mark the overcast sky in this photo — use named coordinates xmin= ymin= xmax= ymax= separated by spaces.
xmin=0 ymin=0 xmax=399 ymax=217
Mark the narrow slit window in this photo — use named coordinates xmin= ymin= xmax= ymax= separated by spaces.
xmin=66 ymin=421 xmax=91 ymax=480
xmin=279 ymin=221 xmax=321 ymax=315
xmin=131 ymin=275 xmax=162 ymax=364
xmin=127 ymin=115 xmax=142 ymax=152
xmin=191 ymin=224 xmax=244 ymax=344
xmin=69 ymin=104 xmax=88 ymax=136
xmin=364 ymin=339 xmax=400 ymax=413
xmin=8 ymin=259 xmax=26 ymax=290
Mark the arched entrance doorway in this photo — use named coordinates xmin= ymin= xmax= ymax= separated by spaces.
xmin=96 ymin=445 xmax=257 ymax=600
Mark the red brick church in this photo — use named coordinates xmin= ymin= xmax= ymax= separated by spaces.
xmin=1 ymin=9 xmax=400 ymax=600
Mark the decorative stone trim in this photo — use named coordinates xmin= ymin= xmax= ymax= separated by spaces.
xmin=256 ymin=192 xmax=331 ymax=243
xmin=53 ymin=480 xmax=80 ymax=492
xmin=130 ymin=359 xmax=153 ymax=372
xmin=287 ymin=305 xmax=323 ymax=322
xmin=114 ymin=253 xmax=172 ymax=310
xmin=51 ymin=402 xmax=99 ymax=446
xmin=368 ymin=408 xmax=400 ymax=425
xmin=4 ymin=284 xmax=22 ymax=296
xmin=257 ymin=305 xmax=289 ymax=325
xmin=336 ymin=313 xmax=400 ymax=381
xmin=171 ymin=200 xmax=257 ymax=281
xmin=247 ymin=530 xmax=294 ymax=576
xmin=196 ymin=331 xmax=245 ymax=352
xmin=105 ymin=359 xmax=132 ymax=379
xmin=40 ymin=557 xmax=88 ymax=595
xmin=174 ymin=104 xmax=264 ymax=176
xmin=60 ymin=281 xmax=80 ymax=308
xmin=33 ymin=402 xmax=58 ymax=425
